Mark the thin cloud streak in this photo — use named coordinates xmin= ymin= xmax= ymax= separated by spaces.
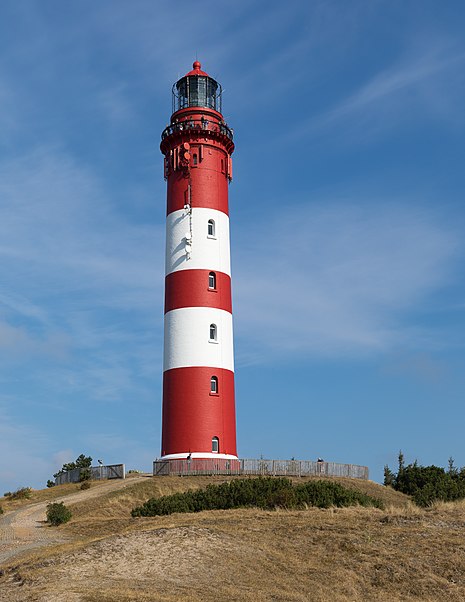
xmin=233 ymin=200 xmax=462 ymax=362
xmin=0 ymin=411 xmax=51 ymax=489
xmin=0 ymin=146 xmax=162 ymax=404
xmin=291 ymin=43 xmax=465 ymax=140
xmin=0 ymin=147 xmax=163 ymax=306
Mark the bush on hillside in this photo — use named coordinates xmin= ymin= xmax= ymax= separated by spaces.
xmin=131 ymin=477 xmax=383 ymax=517
xmin=4 ymin=487 xmax=32 ymax=500
xmin=46 ymin=480 xmax=55 ymax=488
xmin=0 ymin=504 xmax=3 ymax=515
xmin=80 ymin=481 xmax=91 ymax=490
xmin=384 ymin=452 xmax=465 ymax=507
xmin=46 ymin=502 xmax=72 ymax=526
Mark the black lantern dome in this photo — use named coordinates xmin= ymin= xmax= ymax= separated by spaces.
xmin=172 ymin=61 xmax=222 ymax=114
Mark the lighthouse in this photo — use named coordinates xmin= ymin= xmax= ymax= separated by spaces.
xmin=160 ymin=61 xmax=238 ymax=463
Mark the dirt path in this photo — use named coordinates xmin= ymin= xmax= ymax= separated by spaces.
xmin=0 ymin=475 xmax=150 ymax=565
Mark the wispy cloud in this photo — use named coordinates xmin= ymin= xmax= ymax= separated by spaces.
xmin=0 ymin=321 xmax=68 ymax=360
xmin=233 ymin=199 xmax=462 ymax=363
xmin=293 ymin=41 xmax=465 ymax=141
xmin=97 ymin=83 xmax=135 ymax=126
xmin=0 ymin=147 xmax=163 ymax=309
xmin=0 ymin=411 xmax=51 ymax=491
xmin=381 ymin=352 xmax=447 ymax=384
xmin=0 ymin=146 xmax=163 ymax=400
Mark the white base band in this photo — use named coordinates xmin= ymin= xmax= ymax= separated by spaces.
xmin=159 ymin=452 xmax=239 ymax=461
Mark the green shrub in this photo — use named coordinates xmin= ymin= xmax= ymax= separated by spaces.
xmin=4 ymin=487 xmax=32 ymax=500
xmin=79 ymin=468 xmax=92 ymax=482
xmin=53 ymin=453 xmax=92 ymax=479
xmin=80 ymin=481 xmax=91 ymax=490
xmin=46 ymin=502 xmax=72 ymax=526
xmin=384 ymin=452 xmax=465 ymax=507
xmin=46 ymin=480 xmax=55 ymax=488
xmin=131 ymin=477 xmax=383 ymax=517
xmin=0 ymin=504 xmax=3 ymax=515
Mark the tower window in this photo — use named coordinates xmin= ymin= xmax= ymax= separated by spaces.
xmin=193 ymin=153 xmax=198 ymax=165
xmin=210 ymin=376 xmax=218 ymax=394
xmin=212 ymin=437 xmax=219 ymax=453
xmin=207 ymin=219 xmax=215 ymax=237
xmin=209 ymin=323 xmax=217 ymax=342
xmin=208 ymin=272 xmax=216 ymax=289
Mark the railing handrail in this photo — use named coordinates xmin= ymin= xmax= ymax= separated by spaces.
xmin=161 ymin=119 xmax=234 ymax=142
xmin=54 ymin=463 xmax=125 ymax=485
xmin=152 ymin=458 xmax=369 ymax=480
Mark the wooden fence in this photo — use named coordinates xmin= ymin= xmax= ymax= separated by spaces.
xmin=54 ymin=463 xmax=126 ymax=485
xmin=153 ymin=458 xmax=368 ymax=480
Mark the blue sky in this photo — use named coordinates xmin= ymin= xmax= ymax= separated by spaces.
xmin=1 ymin=1 xmax=464 ymax=491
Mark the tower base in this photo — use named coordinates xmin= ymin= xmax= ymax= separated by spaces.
xmin=160 ymin=452 xmax=238 ymax=461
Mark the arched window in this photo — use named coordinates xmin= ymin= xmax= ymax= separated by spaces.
xmin=207 ymin=219 xmax=215 ymax=237
xmin=208 ymin=271 xmax=216 ymax=289
xmin=210 ymin=376 xmax=218 ymax=394
xmin=209 ymin=323 xmax=217 ymax=341
xmin=212 ymin=437 xmax=219 ymax=453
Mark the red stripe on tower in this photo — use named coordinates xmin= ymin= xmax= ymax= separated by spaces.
xmin=164 ymin=270 xmax=232 ymax=313
xmin=160 ymin=61 xmax=238 ymax=462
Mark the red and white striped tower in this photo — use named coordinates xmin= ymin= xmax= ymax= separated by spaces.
xmin=160 ymin=61 xmax=237 ymax=463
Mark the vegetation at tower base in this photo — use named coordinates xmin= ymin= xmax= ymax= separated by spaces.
xmin=384 ymin=451 xmax=465 ymax=507
xmin=131 ymin=477 xmax=383 ymax=517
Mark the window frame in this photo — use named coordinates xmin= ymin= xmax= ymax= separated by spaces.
xmin=212 ymin=436 xmax=219 ymax=453
xmin=209 ymin=323 xmax=217 ymax=343
xmin=210 ymin=375 xmax=219 ymax=395
xmin=208 ymin=271 xmax=217 ymax=290
xmin=207 ymin=219 xmax=216 ymax=238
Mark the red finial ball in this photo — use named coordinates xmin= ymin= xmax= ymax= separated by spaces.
xmin=184 ymin=61 xmax=208 ymax=77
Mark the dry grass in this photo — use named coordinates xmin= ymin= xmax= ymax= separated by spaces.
xmin=0 ymin=476 xmax=137 ymax=513
xmin=431 ymin=498 xmax=465 ymax=512
xmin=0 ymin=483 xmax=78 ymax=511
xmin=2 ymin=477 xmax=465 ymax=601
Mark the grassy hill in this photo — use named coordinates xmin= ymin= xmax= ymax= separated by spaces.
xmin=1 ymin=476 xmax=465 ymax=601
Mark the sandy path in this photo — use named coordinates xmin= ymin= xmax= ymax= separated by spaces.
xmin=0 ymin=475 xmax=150 ymax=565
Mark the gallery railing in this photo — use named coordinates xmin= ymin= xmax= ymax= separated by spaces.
xmin=153 ymin=458 xmax=368 ymax=480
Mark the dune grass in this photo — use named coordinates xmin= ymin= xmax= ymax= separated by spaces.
xmin=3 ymin=496 xmax=465 ymax=602
xmin=3 ymin=477 xmax=465 ymax=601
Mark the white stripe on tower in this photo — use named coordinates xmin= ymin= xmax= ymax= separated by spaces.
xmin=163 ymin=307 xmax=234 ymax=371
xmin=165 ymin=208 xmax=231 ymax=276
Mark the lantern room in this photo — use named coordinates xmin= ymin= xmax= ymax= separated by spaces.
xmin=172 ymin=61 xmax=222 ymax=114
